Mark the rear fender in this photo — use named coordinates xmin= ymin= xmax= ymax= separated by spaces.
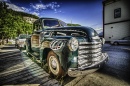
xmin=26 ymin=38 xmax=31 ymax=52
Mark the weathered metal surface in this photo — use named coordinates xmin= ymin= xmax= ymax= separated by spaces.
xmin=0 ymin=45 xmax=60 ymax=86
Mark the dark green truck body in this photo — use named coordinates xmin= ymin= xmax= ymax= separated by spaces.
xmin=26 ymin=18 xmax=108 ymax=77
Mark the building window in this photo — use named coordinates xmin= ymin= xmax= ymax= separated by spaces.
xmin=114 ymin=8 xmax=121 ymax=18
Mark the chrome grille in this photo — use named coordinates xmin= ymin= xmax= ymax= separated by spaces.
xmin=78 ymin=42 xmax=102 ymax=68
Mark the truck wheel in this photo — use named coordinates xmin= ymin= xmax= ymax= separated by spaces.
xmin=47 ymin=51 xmax=64 ymax=77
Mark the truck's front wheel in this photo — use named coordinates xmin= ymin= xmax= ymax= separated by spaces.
xmin=47 ymin=51 xmax=64 ymax=77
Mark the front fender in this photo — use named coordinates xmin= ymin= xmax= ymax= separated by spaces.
xmin=40 ymin=39 xmax=70 ymax=72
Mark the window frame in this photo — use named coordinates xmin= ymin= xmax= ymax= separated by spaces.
xmin=114 ymin=8 xmax=121 ymax=19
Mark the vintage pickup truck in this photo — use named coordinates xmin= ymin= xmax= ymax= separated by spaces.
xmin=25 ymin=17 xmax=108 ymax=77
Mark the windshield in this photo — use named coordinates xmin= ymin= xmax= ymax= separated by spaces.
xmin=19 ymin=35 xmax=28 ymax=39
xmin=44 ymin=20 xmax=59 ymax=28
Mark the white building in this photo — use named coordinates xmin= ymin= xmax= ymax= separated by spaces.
xmin=23 ymin=17 xmax=37 ymax=24
xmin=103 ymin=0 xmax=130 ymax=41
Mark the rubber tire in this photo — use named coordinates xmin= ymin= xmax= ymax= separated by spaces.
xmin=47 ymin=51 xmax=64 ymax=77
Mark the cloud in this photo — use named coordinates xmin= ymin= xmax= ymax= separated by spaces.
xmin=6 ymin=2 xmax=25 ymax=12
xmin=21 ymin=7 xmax=30 ymax=12
xmin=30 ymin=2 xmax=61 ymax=12
xmin=95 ymin=28 xmax=103 ymax=31
xmin=30 ymin=2 xmax=64 ymax=15
xmin=30 ymin=3 xmax=46 ymax=10
xmin=32 ymin=12 xmax=40 ymax=16
xmin=0 ymin=0 xmax=10 ymax=2
xmin=95 ymin=28 xmax=103 ymax=33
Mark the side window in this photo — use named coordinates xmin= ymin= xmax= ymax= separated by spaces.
xmin=114 ymin=8 xmax=121 ymax=18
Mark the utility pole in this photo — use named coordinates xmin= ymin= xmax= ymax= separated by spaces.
xmin=71 ymin=20 xmax=72 ymax=24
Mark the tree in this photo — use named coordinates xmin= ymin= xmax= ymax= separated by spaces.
xmin=0 ymin=2 xmax=39 ymax=44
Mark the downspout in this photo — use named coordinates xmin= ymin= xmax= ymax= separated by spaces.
xmin=102 ymin=1 xmax=105 ymax=38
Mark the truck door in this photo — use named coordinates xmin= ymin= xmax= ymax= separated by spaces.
xmin=31 ymin=34 xmax=40 ymax=51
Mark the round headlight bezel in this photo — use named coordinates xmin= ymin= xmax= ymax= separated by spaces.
xmin=68 ymin=37 xmax=79 ymax=51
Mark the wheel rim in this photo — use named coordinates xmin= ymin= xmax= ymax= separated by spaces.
xmin=49 ymin=56 xmax=59 ymax=75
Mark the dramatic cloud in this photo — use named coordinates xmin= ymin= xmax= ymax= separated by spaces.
xmin=32 ymin=12 xmax=40 ymax=16
xmin=95 ymin=28 xmax=103 ymax=31
xmin=30 ymin=3 xmax=46 ymax=10
xmin=1 ymin=0 xmax=64 ymax=17
xmin=30 ymin=2 xmax=62 ymax=14
xmin=6 ymin=3 xmax=24 ymax=12
xmin=21 ymin=7 xmax=30 ymax=12
xmin=95 ymin=28 xmax=103 ymax=33
xmin=0 ymin=0 xmax=10 ymax=2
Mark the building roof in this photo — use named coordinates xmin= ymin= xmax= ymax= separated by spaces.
xmin=102 ymin=0 xmax=120 ymax=6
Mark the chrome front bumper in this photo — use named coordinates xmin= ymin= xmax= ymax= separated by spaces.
xmin=68 ymin=53 xmax=108 ymax=77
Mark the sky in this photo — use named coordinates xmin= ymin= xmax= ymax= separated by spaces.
xmin=0 ymin=0 xmax=103 ymax=31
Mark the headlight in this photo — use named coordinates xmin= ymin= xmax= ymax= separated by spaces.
xmin=68 ymin=37 xmax=79 ymax=51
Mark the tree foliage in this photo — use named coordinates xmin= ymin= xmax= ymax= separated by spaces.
xmin=0 ymin=2 xmax=39 ymax=40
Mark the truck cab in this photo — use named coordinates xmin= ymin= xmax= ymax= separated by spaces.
xmin=26 ymin=17 xmax=108 ymax=77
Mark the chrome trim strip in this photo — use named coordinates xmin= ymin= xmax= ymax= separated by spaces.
xmin=78 ymin=60 xmax=89 ymax=66
xmin=91 ymin=36 xmax=100 ymax=39
xmin=79 ymin=44 xmax=102 ymax=49
xmin=78 ymin=53 xmax=108 ymax=70
xmin=50 ymin=40 xmax=65 ymax=50
xmin=78 ymin=52 xmax=102 ymax=60
xmin=78 ymin=63 xmax=92 ymax=68
xmin=78 ymin=48 xmax=101 ymax=54
xmin=79 ymin=42 xmax=101 ymax=45
xmin=92 ymin=55 xmax=102 ymax=62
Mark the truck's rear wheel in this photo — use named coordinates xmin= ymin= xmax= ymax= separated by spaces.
xmin=47 ymin=51 xmax=64 ymax=77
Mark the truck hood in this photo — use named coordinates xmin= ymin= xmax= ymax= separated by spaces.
xmin=45 ymin=26 xmax=98 ymax=37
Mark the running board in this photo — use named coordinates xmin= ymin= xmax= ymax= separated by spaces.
xmin=28 ymin=52 xmax=40 ymax=61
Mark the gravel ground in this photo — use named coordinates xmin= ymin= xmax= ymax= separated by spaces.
xmin=0 ymin=44 xmax=130 ymax=86
xmin=0 ymin=45 xmax=60 ymax=86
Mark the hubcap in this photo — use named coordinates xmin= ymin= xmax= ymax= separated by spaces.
xmin=49 ymin=56 xmax=59 ymax=75
xmin=51 ymin=59 xmax=57 ymax=69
